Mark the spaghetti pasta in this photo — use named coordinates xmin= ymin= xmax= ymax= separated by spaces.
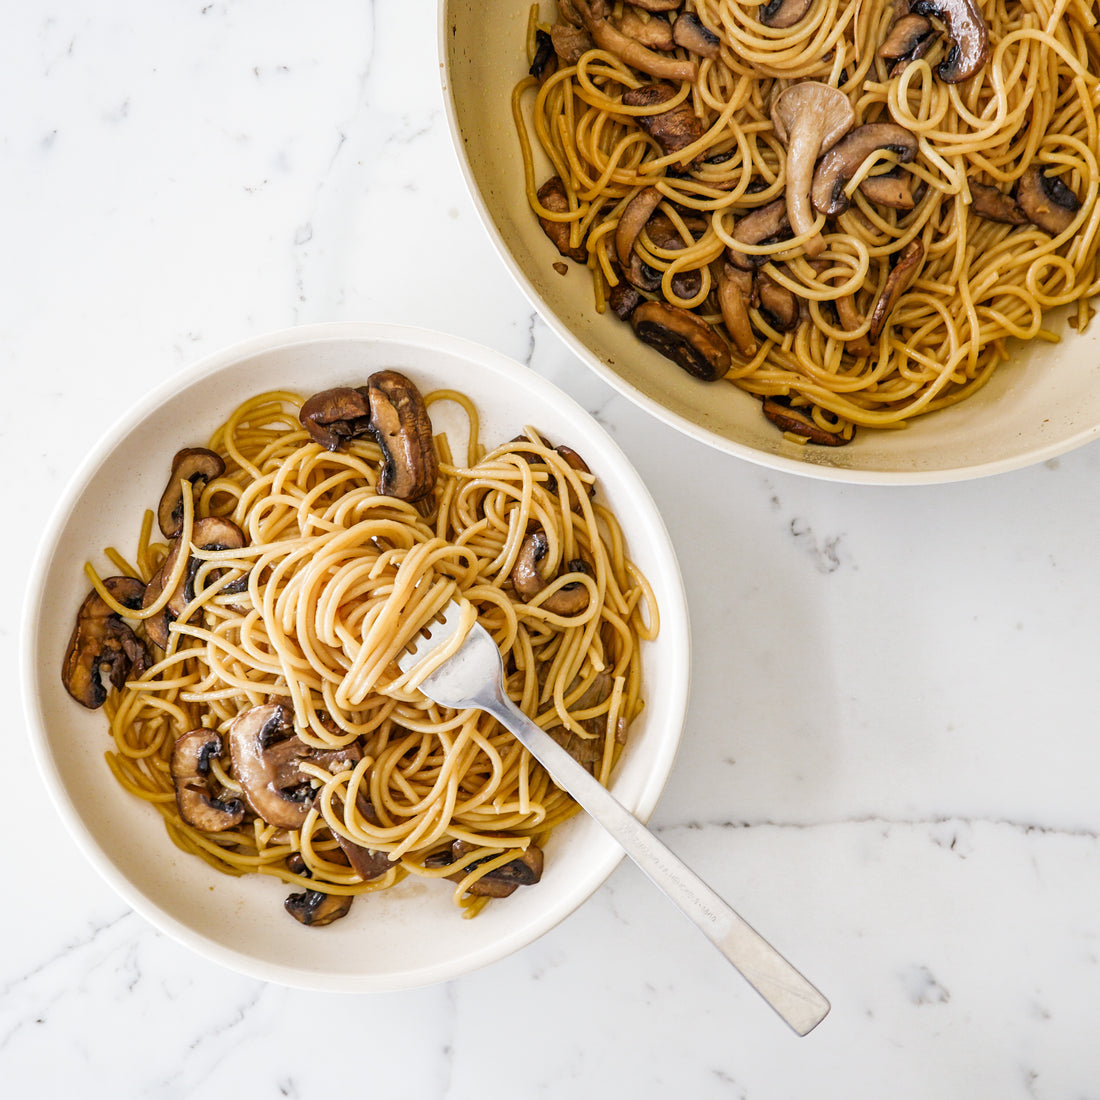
xmin=515 ymin=0 xmax=1100 ymax=442
xmin=63 ymin=375 xmax=656 ymax=922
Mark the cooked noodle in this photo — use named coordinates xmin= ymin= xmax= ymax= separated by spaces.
xmin=515 ymin=0 xmax=1100 ymax=440
xmin=84 ymin=385 xmax=656 ymax=918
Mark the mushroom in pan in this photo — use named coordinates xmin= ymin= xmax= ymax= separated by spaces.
xmin=910 ymin=0 xmax=990 ymax=83
xmin=631 ymin=299 xmax=732 ymax=381
xmin=536 ymin=176 xmax=589 ymax=263
xmin=169 ymin=729 xmax=245 ymax=831
xmin=810 ymin=123 xmax=919 ymax=217
xmin=549 ymin=23 xmax=595 ymax=65
xmin=614 ymin=9 xmax=674 ymax=51
xmin=756 ymin=272 xmax=801 ymax=332
xmin=865 ymin=237 xmax=926 ymax=346
xmin=511 ymin=529 xmax=593 ymax=615
xmin=967 ymin=179 xmax=1028 ymax=225
xmin=770 ymin=82 xmax=856 ymax=257
xmin=672 ymin=11 xmax=720 ymax=58
xmin=157 ymin=448 xmax=226 ymax=539
xmin=621 ymin=82 xmax=707 ymax=167
xmin=758 ymin=0 xmax=814 ymax=28
xmin=572 ymin=0 xmax=697 ymax=82
xmin=363 ymin=369 xmax=439 ymax=502
xmin=726 ymin=198 xmax=791 ymax=271
xmin=717 ymin=263 xmax=758 ymax=358
xmin=62 ymin=576 xmax=150 ymax=709
xmin=1014 ymin=165 xmax=1082 ymax=235
xmin=299 ymin=386 xmax=373 ymax=450
xmin=762 ymin=397 xmax=848 ymax=446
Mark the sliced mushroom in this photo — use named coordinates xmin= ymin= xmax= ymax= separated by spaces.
xmin=771 ymin=83 xmax=855 ymax=257
xmin=511 ymin=529 xmax=592 ymax=615
xmin=608 ymin=280 xmax=641 ymax=319
xmin=163 ymin=516 xmax=248 ymax=618
xmin=140 ymin=566 xmax=173 ymax=649
xmin=859 ymin=169 xmax=915 ymax=210
xmin=967 ymin=179 xmax=1027 ymax=225
xmin=435 ymin=841 xmax=545 ymax=898
xmin=866 ymin=238 xmax=925 ymax=345
xmin=762 ymin=397 xmax=849 ymax=446
xmin=62 ymin=576 xmax=149 ymax=709
xmin=529 ymin=28 xmax=557 ymax=79
xmin=614 ymin=9 xmax=674 ymax=51
xmin=810 ymin=123 xmax=919 ymax=216
xmin=758 ymin=0 xmax=814 ymax=28
xmin=228 ymin=702 xmax=314 ymax=829
xmin=284 ymin=888 xmax=353 ymax=926
xmin=672 ymin=11 xmax=720 ymax=58
xmin=364 ymin=370 xmax=439 ymax=502
xmin=328 ymin=796 xmax=392 ymax=881
xmin=726 ymin=199 xmax=791 ymax=271
xmin=1014 ymin=165 xmax=1081 ymax=235
xmin=157 ymin=448 xmax=226 ymax=539
xmin=717 ymin=263 xmax=758 ymax=357
xmin=756 ymin=273 xmax=800 ymax=332
xmin=615 ymin=187 xmax=664 ymax=267
xmin=550 ymin=23 xmax=595 ymax=64
xmin=630 ymin=0 xmax=683 ymax=10
xmin=644 ymin=213 xmax=704 ymax=299
xmin=621 ymin=83 xmax=706 ymax=167
xmin=170 ymin=729 xmax=245 ymax=831
xmin=878 ymin=13 xmax=937 ymax=74
xmin=547 ymin=671 xmax=614 ymax=771
xmin=910 ymin=0 xmax=989 ymax=83
xmin=299 ymin=386 xmax=373 ymax=451
xmin=632 ymin=299 xmax=732 ymax=380
xmin=537 ymin=176 xmax=589 ymax=264
xmin=573 ymin=0 xmax=697 ymax=81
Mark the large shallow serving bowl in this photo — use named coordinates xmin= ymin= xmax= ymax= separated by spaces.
xmin=441 ymin=0 xmax=1100 ymax=484
xmin=22 ymin=322 xmax=690 ymax=990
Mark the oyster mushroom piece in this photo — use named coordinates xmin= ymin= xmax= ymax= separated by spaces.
xmin=717 ymin=263 xmax=758 ymax=358
xmin=615 ymin=187 xmax=664 ymax=267
xmin=911 ymin=0 xmax=990 ymax=83
xmin=859 ymin=169 xmax=915 ymax=210
xmin=549 ymin=23 xmax=595 ymax=65
xmin=299 ymin=386 xmax=373 ymax=451
xmin=537 ymin=176 xmax=589 ymax=264
xmin=878 ymin=13 xmax=937 ymax=74
xmin=614 ymin=10 xmax=674 ymax=51
xmin=62 ymin=576 xmax=149 ymax=709
xmin=758 ymin=0 xmax=814 ymax=28
xmin=632 ymin=300 xmax=732 ymax=380
xmin=968 ymin=179 xmax=1027 ymax=225
xmin=170 ymin=729 xmax=245 ymax=831
xmin=157 ymin=448 xmax=226 ymax=538
xmin=285 ymin=888 xmax=353 ymax=927
xmin=573 ymin=0 xmax=697 ymax=81
xmin=621 ymin=82 xmax=707 ymax=167
xmin=726 ymin=199 xmax=791 ymax=271
xmin=672 ymin=11 xmax=720 ymax=58
xmin=762 ymin=397 xmax=848 ymax=446
xmin=364 ymin=370 xmax=439 ymax=502
xmin=757 ymin=273 xmax=800 ymax=332
xmin=511 ymin=530 xmax=593 ymax=615
xmin=771 ymin=82 xmax=856 ymax=257
xmin=866 ymin=238 xmax=925 ymax=345
xmin=1015 ymin=165 xmax=1082 ymax=235
xmin=810 ymin=123 xmax=919 ymax=216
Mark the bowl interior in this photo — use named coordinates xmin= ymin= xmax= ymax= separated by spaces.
xmin=440 ymin=0 xmax=1100 ymax=483
xmin=24 ymin=323 xmax=690 ymax=990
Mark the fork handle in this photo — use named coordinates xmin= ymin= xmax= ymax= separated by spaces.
xmin=483 ymin=690 xmax=830 ymax=1036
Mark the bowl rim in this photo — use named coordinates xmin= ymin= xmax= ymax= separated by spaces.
xmin=435 ymin=3 xmax=1100 ymax=486
xmin=21 ymin=320 xmax=692 ymax=989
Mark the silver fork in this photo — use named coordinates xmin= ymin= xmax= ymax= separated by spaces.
xmin=398 ymin=602 xmax=830 ymax=1035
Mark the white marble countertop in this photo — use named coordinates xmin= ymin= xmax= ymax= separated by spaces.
xmin=7 ymin=2 xmax=1100 ymax=1096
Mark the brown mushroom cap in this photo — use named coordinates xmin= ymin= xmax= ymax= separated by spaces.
xmin=614 ymin=9 xmax=674 ymax=51
xmin=364 ymin=370 xmax=439 ymax=502
xmin=157 ymin=448 xmax=226 ymax=539
xmin=1014 ymin=165 xmax=1081 ymax=235
xmin=911 ymin=0 xmax=990 ymax=83
xmin=758 ymin=0 xmax=813 ymax=28
xmin=228 ymin=702 xmax=313 ymax=829
xmin=859 ymin=170 xmax=915 ymax=210
xmin=170 ymin=729 xmax=245 ymax=831
xmin=631 ymin=300 xmax=732 ymax=381
xmin=615 ymin=187 xmax=664 ymax=267
xmin=511 ymin=529 xmax=593 ymax=615
xmin=672 ymin=11 xmax=720 ymax=58
xmin=299 ymin=386 xmax=373 ymax=451
xmin=762 ymin=397 xmax=849 ymax=446
xmin=574 ymin=0 xmax=696 ymax=81
xmin=62 ymin=576 xmax=149 ymax=709
xmin=164 ymin=516 xmax=248 ymax=618
xmin=140 ymin=566 xmax=174 ymax=649
xmin=537 ymin=176 xmax=589 ymax=264
xmin=878 ymin=13 xmax=938 ymax=74
xmin=621 ymin=83 xmax=706 ymax=167
xmin=967 ymin=179 xmax=1028 ymax=225
xmin=726 ymin=199 xmax=791 ymax=271
xmin=717 ymin=263 xmax=758 ymax=357
xmin=756 ymin=273 xmax=800 ymax=332
xmin=771 ymin=83 xmax=856 ymax=257
xmin=436 ymin=841 xmax=545 ymax=898
xmin=810 ymin=123 xmax=919 ymax=216
xmin=284 ymin=888 xmax=353 ymax=926
xmin=866 ymin=238 xmax=925 ymax=345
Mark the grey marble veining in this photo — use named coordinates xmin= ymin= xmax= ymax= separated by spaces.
xmin=7 ymin=2 xmax=1100 ymax=1097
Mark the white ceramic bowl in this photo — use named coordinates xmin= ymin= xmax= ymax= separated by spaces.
xmin=440 ymin=0 xmax=1100 ymax=484
xmin=22 ymin=322 xmax=690 ymax=990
